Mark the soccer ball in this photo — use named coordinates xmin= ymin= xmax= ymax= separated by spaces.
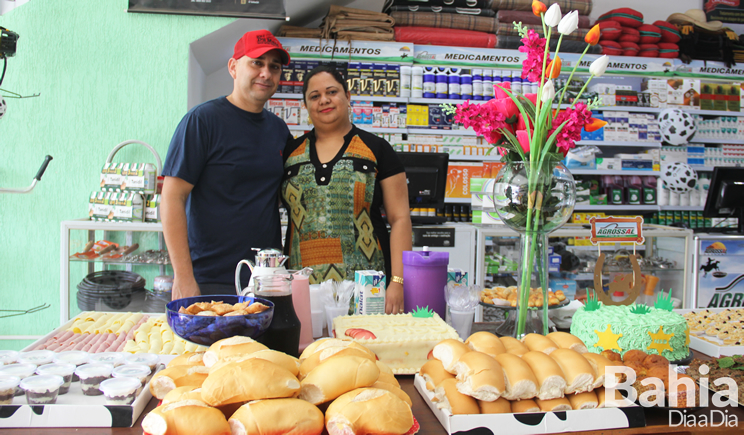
xmin=662 ymin=162 xmax=698 ymax=193
xmin=658 ymin=108 xmax=696 ymax=145
xmin=0 ymin=98 xmax=6 ymax=120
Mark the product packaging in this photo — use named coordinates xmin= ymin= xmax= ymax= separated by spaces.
xmin=354 ymin=270 xmax=386 ymax=315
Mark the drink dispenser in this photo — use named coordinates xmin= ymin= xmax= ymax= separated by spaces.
xmin=402 ymin=247 xmax=449 ymax=318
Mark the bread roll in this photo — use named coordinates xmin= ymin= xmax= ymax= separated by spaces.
xmin=376 ymin=370 xmax=399 ymax=387
xmin=161 ymin=386 xmax=202 ymax=404
xmin=150 ymin=365 xmax=210 ymax=400
xmin=370 ymin=381 xmax=412 ymax=407
xmin=520 ymin=351 xmax=567 ymax=400
xmin=141 ymin=399 xmax=231 ymax=435
xmin=522 ymin=334 xmax=558 ymax=354
xmin=299 ymin=355 xmax=379 ymax=405
xmin=299 ymin=338 xmax=371 ymax=361
xmin=493 ymin=353 xmax=539 ymax=400
xmin=478 ymin=397 xmax=511 ymax=414
xmin=210 ymin=349 xmax=300 ymax=377
xmin=228 ymin=398 xmax=324 ymax=435
xmin=596 ymin=387 xmax=629 ymax=408
xmin=432 ymin=339 xmax=471 ymax=373
xmin=451 ymin=351 xmax=505 ymax=402
xmin=433 ymin=378 xmax=479 ymax=415
xmin=511 ymin=399 xmax=539 ymax=413
xmin=583 ymin=352 xmax=621 ymax=389
xmin=536 ymin=397 xmax=572 ymax=412
xmin=376 ymin=360 xmax=394 ymax=375
xmin=167 ymin=352 xmax=205 ymax=368
xmin=201 ymin=359 xmax=300 ymax=406
xmin=547 ymin=332 xmax=588 ymax=354
xmin=499 ymin=336 xmax=529 ymax=357
xmin=622 ymin=349 xmax=647 ymax=365
xmin=299 ymin=346 xmax=376 ymax=379
xmin=203 ymin=337 xmax=268 ymax=367
xmin=420 ymin=359 xmax=455 ymax=391
xmin=568 ymin=391 xmax=599 ymax=410
xmin=550 ymin=349 xmax=595 ymax=394
xmin=325 ymin=388 xmax=414 ymax=435
xmin=465 ymin=331 xmax=506 ymax=357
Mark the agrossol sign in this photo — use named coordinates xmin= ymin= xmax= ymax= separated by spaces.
xmin=590 ymin=216 xmax=645 ymax=245
xmin=697 ymin=240 xmax=744 ymax=308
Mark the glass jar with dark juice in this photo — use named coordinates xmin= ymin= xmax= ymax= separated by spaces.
xmin=253 ymin=275 xmax=301 ymax=358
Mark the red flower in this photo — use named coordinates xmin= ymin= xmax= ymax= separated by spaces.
xmin=585 ymin=25 xmax=601 ymax=46
xmin=516 ymin=130 xmax=531 ymax=153
xmin=519 ymin=29 xmax=550 ymax=83
xmin=532 ymin=1 xmax=547 ymax=16
xmin=549 ymin=103 xmax=601 ymax=155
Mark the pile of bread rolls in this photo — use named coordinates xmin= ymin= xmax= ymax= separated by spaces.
xmin=141 ymin=336 xmax=418 ymax=435
xmin=420 ymin=331 xmax=630 ymax=415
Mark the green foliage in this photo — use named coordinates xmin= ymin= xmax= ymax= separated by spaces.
xmin=585 ymin=290 xmax=601 ymax=312
xmin=514 ymin=21 xmax=528 ymax=38
xmin=411 ymin=306 xmax=434 ymax=318
xmin=629 ymin=304 xmax=652 ymax=315
xmin=654 ymin=289 xmax=675 ymax=312
xmin=440 ymin=103 xmax=458 ymax=115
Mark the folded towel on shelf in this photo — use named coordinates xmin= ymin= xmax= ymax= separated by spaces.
xmin=385 ymin=0 xmax=494 ymax=10
xmin=394 ymin=26 xmax=497 ymax=48
xmin=496 ymin=35 xmax=602 ymax=53
xmin=391 ymin=11 xmax=498 ymax=33
xmin=321 ymin=5 xmax=395 ymax=41
xmin=277 ymin=25 xmax=322 ymax=39
xmin=496 ymin=9 xmax=591 ymax=28
xmin=386 ymin=5 xmax=496 ymax=17
xmin=490 ymin=0 xmax=593 ymax=15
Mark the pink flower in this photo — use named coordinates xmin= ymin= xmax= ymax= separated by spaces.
xmin=453 ymin=100 xmax=508 ymax=145
xmin=549 ymin=103 xmax=593 ymax=155
xmin=516 ymin=130 xmax=531 ymax=153
xmin=524 ymin=93 xmax=538 ymax=106
xmin=518 ymin=29 xmax=550 ymax=83
xmin=494 ymin=82 xmax=511 ymax=99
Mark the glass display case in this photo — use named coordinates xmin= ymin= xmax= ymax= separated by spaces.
xmin=60 ymin=219 xmax=171 ymax=324
xmin=474 ymin=223 xmax=694 ymax=322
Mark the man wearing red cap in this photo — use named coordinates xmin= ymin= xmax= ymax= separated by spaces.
xmin=161 ymin=30 xmax=292 ymax=298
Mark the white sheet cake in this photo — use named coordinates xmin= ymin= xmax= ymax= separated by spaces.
xmin=332 ymin=312 xmax=460 ymax=374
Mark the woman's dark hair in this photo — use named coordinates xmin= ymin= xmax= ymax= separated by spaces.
xmin=302 ymin=65 xmax=349 ymax=103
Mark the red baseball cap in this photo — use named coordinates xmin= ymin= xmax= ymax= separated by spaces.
xmin=233 ymin=30 xmax=290 ymax=66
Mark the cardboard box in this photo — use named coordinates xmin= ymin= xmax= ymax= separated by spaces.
xmin=413 ymin=375 xmax=645 ymax=434
xmin=145 ymin=194 xmax=160 ymax=223
xmin=284 ymin=100 xmax=300 ymax=125
xmin=267 ymin=99 xmax=284 ymax=119
xmin=110 ymin=192 xmax=144 ymax=222
xmin=445 ymin=162 xmax=484 ymax=199
xmin=121 ymin=163 xmax=157 ymax=194
xmin=354 ymin=270 xmax=386 ymax=315
xmin=596 ymin=158 xmax=621 ymax=170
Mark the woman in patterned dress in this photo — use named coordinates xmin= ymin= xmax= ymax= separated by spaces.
xmin=281 ymin=65 xmax=411 ymax=314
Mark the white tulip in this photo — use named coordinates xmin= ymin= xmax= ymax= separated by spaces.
xmin=541 ymin=80 xmax=555 ymax=103
xmin=544 ymin=4 xmax=562 ymax=27
xmin=589 ymin=55 xmax=610 ymax=77
xmin=558 ymin=10 xmax=579 ymax=35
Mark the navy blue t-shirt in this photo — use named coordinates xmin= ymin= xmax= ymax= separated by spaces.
xmin=162 ymin=97 xmax=289 ymax=285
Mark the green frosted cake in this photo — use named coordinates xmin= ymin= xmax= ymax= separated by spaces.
xmin=570 ymin=304 xmax=690 ymax=362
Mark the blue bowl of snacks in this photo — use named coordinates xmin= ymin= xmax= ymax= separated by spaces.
xmin=166 ymin=295 xmax=274 ymax=346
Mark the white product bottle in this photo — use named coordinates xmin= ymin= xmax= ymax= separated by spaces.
xmin=699 ymin=174 xmax=711 ymax=206
xmin=472 ymin=68 xmax=483 ymax=100
xmin=483 ymin=69 xmax=494 ymax=100
xmin=679 ymin=190 xmax=690 ymax=206
xmin=689 ymin=182 xmax=700 ymax=206
xmin=400 ymin=65 xmax=412 ymax=98
xmin=657 ymin=181 xmax=669 ymax=206
xmin=411 ymin=66 xmax=424 ymax=98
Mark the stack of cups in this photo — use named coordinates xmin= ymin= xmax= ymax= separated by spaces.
xmin=308 ymin=284 xmax=325 ymax=338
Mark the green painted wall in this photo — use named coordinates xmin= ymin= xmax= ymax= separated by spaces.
xmin=0 ymin=1 xmax=233 ymax=348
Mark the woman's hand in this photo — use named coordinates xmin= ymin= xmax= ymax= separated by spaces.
xmin=385 ymin=281 xmax=405 ymax=314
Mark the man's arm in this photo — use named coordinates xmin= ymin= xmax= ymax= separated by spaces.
xmin=161 ymin=176 xmax=200 ymax=300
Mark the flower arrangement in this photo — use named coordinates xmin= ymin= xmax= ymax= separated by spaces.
xmin=444 ymin=1 xmax=611 ymax=337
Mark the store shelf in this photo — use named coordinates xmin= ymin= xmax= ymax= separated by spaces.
xmin=273 ymin=93 xmax=303 ymax=99
xmin=69 ymin=258 xmax=170 ymax=266
xmin=62 ymin=219 xmax=163 ymax=232
xmin=576 ymin=140 xmax=661 ymax=148
xmin=409 ymin=97 xmax=467 ymax=105
xmin=570 ymin=170 xmax=660 ymax=176
xmin=274 ymin=93 xmax=409 ymax=104
xmin=690 ymin=165 xmax=715 ymax=172
xmin=598 ymin=106 xmax=660 ymax=113
xmin=690 ymin=138 xmax=744 ymax=145
xmin=661 ymin=206 xmax=705 ymax=211
xmin=574 ymin=205 xmax=660 ymax=211
xmin=568 ymin=245 xmax=646 ymax=251
xmin=448 ymin=154 xmax=502 ymax=162
xmin=407 ymin=128 xmax=475 ymax=136
xmin=444 ymin=198 xmax=471 ymax=204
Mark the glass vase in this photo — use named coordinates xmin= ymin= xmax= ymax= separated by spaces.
xmin=491 ymin=160 xmax=576 ymax=338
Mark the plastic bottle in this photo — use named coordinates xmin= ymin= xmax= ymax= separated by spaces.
xmin=400 ymin=65 xmax=412 ymax=98
xmin=472 ymin=69 xmax=483 ymax=100
xmin=626 ymin=176 xmax=642 ymax=205
xmin=448 ymin=68 xmax=461 ymax=100
xmin=483 ymin=69 xmax=494 ymax=101
xmin=699 ymin=174 xmax=711 ymax=206
xmin=605 ymin=175 xmax=625 ymax=205
xmin=657 ymin=177 xmax=669 ymax=206
xmin=411 ymin=66 xmax=423 ymax=98
xmin=436 ymin=67 xmax=449 ymax=99
xmin=511 ymin=74 xmax=522 ymax=95
xmin=460 ymin=69 xmax=472 ymax=100
xmin=423 ymin=67 xmax=436 ymax=99
xmin=290 ymin=270 xmax=314 ymax=353
xmin=642 ymin=176 xmax=657 ymax=205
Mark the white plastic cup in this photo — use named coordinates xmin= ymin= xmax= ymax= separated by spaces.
xmin=0 ymin=376 xmax=20 ymax=404
xmin=53 ymin=351 xmax=90 ymax=382
xmin=309 ymin=284 xmax=323 ymax=312
xmin=18 ymin=350 xmax=55 ymax=367
xmin=311 ymin=310 xmax=325 ymax=338
xmin=90 ymin=352 xmax=126 ymax=367
xmin=19 ymin=374 xmax=64 ymax=405
xmin=326 ymin=306 xmax=349 ymax=337
xmin=100 ymin=377 xmax=142 ymax=405
xmin=449 ymin=309 xmax=476 ymax=340
xmin=113 ymin=364 xmax=151 ymax=395
xmin=36 ymin=363 xmax=75 ymax=395
xmin=123 ymin=353 xmax=160 ymax=374
xmin=75 ymin=363 xmax=114 ymax=396
xmin=0 ymin=350 xmax=19 ymax=366
xmin=0 ymin=364 xmax=37 ymax=396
